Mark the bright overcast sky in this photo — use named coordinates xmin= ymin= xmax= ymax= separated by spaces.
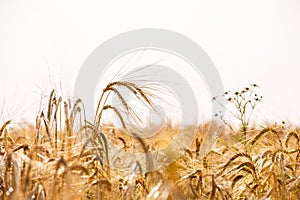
xmin=0 ymin=0 xmax=300 ymax=125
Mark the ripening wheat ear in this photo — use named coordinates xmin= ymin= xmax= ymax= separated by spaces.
xmin=218 ymin=153 xmax=252 ymax=176
xmin=79 ymin=122 xmax=111 ymax=179
xmin=47 ymin=89 xmax=56 ymax=121
xmin=40 ymin=111 xmax=53 ymax=148
xmin=250 ymin=127 xmax=277 ymax=146
xmin=285 ymin=131 xmax=299 ymax=149
xmin=0 ymin=120 xmax=11 ymax=137
xmin=94 ymin=81 xmax=154 ymax=130
xmin=96 ymin=104 xmax=126 ymax=130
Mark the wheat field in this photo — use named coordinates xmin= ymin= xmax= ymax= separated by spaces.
xmin=0 ymin=83 xmax=299 ymax=200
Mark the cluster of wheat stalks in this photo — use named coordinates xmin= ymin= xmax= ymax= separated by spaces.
xmin=0 ymin=82 xmax=300 ymax=199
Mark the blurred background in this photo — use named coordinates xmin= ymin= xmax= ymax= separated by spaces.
xmin=0 ymin=0 xmax=299 ymax=125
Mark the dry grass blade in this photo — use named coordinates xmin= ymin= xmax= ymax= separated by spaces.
xmin=188 ymin=170 xmax=202 ymax=198
xmin=54 ymin=157 xmax=68 ymax=178
xmin=70 ymin=165 xmax=89 ymax=175
xmin=209 ymin=175 xmax=217 ymax=200
xmin=12 ymin=144 xmax=29 ymax=153
xmin=231 ymin=175 xmax=244 ymax=189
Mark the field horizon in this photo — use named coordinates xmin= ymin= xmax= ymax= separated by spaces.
xmin=0 ymin=83 xmax=300 ymax=200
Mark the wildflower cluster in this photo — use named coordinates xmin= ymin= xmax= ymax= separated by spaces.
xmin=214 ymin=84 xmax=263 ymax=141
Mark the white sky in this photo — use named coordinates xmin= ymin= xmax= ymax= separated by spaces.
xmin=0 ymin=0 xmax=300 ymax=125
